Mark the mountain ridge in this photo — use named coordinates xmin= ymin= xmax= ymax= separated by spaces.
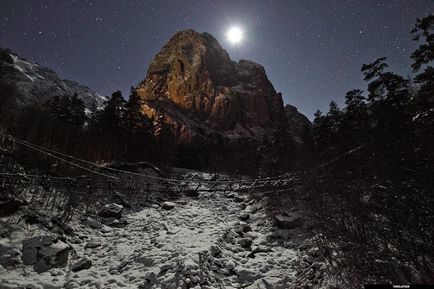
xmin=0 ymin=47 xmax=106 ymax=107
xmin=135 ymin=30 xmax=310 ymax=143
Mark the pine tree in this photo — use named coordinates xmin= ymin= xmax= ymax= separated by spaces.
xmin=124 ymin=87 xmax=155 ymax=161
xmin=361 ymin=57 xmax=408 ymax=104
xmin=411 ymin=14 xmax=434 ymax=72
xmin=342 ymin=89 xmax=368 ymax=143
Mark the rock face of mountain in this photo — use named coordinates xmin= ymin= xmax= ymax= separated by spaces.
xmin=0 ymin=48 xmax=105 ymax=107
xmin=136 ymin=30 xmax=292 ymax=142
xmin=285 ymin=104 xmax=311 ymax=143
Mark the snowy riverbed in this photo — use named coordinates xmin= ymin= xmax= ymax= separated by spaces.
xmin=0 ymin=173 xmax=327 ymax=289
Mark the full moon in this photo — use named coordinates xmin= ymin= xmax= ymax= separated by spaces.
xmin=226 ymin=27 xmax=243 ymax=44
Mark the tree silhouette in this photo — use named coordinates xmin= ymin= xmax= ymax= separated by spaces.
xmin=411 ymin=15 xmax=434 ymax=71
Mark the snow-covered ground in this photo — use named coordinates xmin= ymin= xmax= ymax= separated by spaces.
xmin=0 ymin=173 xmax=327 ymax=289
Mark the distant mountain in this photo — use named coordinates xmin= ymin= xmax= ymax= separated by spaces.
xmin=0 ymin=47 xmax=106 ymax=107
xmin=135 ymin=30 xmax=309 ymax=143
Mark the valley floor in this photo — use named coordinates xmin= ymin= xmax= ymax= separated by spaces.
xmin=0 ymin=174 xmax=327 ymax=289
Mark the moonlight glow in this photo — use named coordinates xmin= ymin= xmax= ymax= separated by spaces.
xmin=226 ymin=27 xmax=243 ymax=44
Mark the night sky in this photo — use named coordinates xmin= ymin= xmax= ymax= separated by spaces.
xmin=0 ymin=0 xmax=432 ymax=119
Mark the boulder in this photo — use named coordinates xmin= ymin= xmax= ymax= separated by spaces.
xmin=209 ymin=245 xmax=222 ymax=257
xmin=22 ymin=235 xmax=70 ymax=273
xmin=233 ymin=225 xmax=244 ymax=236
xmin=0 ymin=194 xmax=28 ymax=217
xmin=102 ymin=217 xmax=128 ymax=228
xmin=162 ymin=201 xmax=176 ymax=210
xmin=184 ymin=189 xmax=200 ymax=197
xmin=247 ymin=245 xmax=273 ymax=258
xmin=236 ymin=267 xmax=261 ymax=283
xmin=226 ymin=192 xmax=235 ymax=198
xmin=239 ymin=212 xmax=250 ymax=221
xmin=238 ymin=237 xmax=253 ymax=248
xmin=139 ymin=271 xmax=157 ymax=289
xmin=239 ymin=221 xmax=252 ymax=233
xmin=71 ymin=257 xmax=92 ymax=272
xmin=99 ymin=203 xmax=123 ymax=219
xmin=0 ymin=242 xmax=21 ymax=268
xmin=234 ymin=195 xmax=245 ymax=203
xmin=225 ymin=259 xmax=236 ymax=271
xmin=84 ymin=241 xmax=102 ymax=249
xmin=273 ymin=213 xmax=304 ymax=229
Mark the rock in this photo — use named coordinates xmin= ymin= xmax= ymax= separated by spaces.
xmin=82 ymin=217 xmax=102 ymax=229
xmin=238 ymin=238 xmax=253 ymax=248
xmin=71 ymin=257 xmax=92 ymax=272
xmin=160 ymin=263 xmax=172 ymax=273
xmin=0 ymin=242 xmax=21 ymax=268
xmin=239 ymin=222 xmax=252 ymax=233
xmin=233 ymin=225 xmax=244 ymax=236
xmin=247 ymin=279 xmax=276 ymax=289
xmin=134 ymin=256 xmax=155 ymax=267
xmin=100 ymin=225 xmax=112 ymax=233
xmin=162 ymin=201 xmax=176 ymax=210
xmin=118 ymin=260 xmax=129 ymax=271
xmin=139 ymin=271 xmax=157 ymax=289
xmin=99 ymin=203 xmax=123 ymax=219
xmin=0 ymin=194 xmax=28 ymax=217
xmin=234 ymin=195 xmax=245 ymax=203
xmin=22 ymin=235 xmax=70 ymax=273
xmin=239 ymin=212 xmax=250 ymax=221
xmin=226 ymin=192 xmax=235 ymax=198
xmin=0 ymin=47 xmax=105 ymax=107
xmin=248 ymin=246 xmax=273 ymax=258
xmin=209 ymin=245 xmax=222 ymax=257
xmin=285 ymin=104 xmax=311 ymax=144
xmin=244 ymin=205 xmax=256 ymax=213
xmin=225 ymin=260 xmax=236 ymax=271
xmin=84 ymin=241 xmax=101 ymax=249
xmin=135 ymin=30 xmax=296 ymax=144
xmin=102 ymin=217 xmax=128 ymax=228
xmin=236 ymin=267 xmax=261 ymax=283
xmin=274 ymin=213 xmax=304 ymax=229
xmin=184 ymin=189 xmax=200 ymax=197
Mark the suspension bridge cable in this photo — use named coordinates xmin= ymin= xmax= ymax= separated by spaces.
xmin=1 ymin=134 xmax=119 ymax=180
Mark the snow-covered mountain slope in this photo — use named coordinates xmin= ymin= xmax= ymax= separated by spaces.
xmin=0 ymin=48 xmax=106 ymax=107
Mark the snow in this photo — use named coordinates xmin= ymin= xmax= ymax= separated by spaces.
xmin=0 ymin=171 xmax=327 ymax=288
xmin=6 ymin=53 xmax=105 ymax=107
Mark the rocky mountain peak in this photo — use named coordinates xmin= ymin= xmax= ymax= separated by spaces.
xmin=135 ymin=30 xmax=302 ymax=142
xmin=0 ymin=47 xmax=105 ymax=107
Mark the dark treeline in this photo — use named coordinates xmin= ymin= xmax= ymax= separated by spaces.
xmin=299 ymin=14 xmax=434 ymax=285
xmin=0 ymin=84 xmax=178 ymax=172
xmin=0 ymin=77 xmax=293 ymax=176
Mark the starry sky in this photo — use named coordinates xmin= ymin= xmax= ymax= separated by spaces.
xmin=0 ymin=0 xmax=432 ymax=119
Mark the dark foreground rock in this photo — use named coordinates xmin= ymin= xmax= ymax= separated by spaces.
xmin=274 ymin=212 xmax=305 ymax=229
xmin=99 ymin=203 xmax=123 ymax=219
xmin=71 ymin=257 xmax=92 ymax=272
xmin=161 ymin=201 xmax=176 ymax=210
xmin=22 ymin=235 xmax=70 ymax=273
xmin=0 ymin=194 xmax=28 ymax=217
